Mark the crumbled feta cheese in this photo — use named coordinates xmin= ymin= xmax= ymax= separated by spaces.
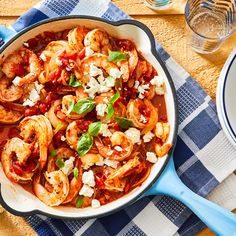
xmin=109 ymin=68 xmax=122 ymax=78
xmin=96 ymin=104 xmax=107 ymax=117
xmin=150 ymin=75 xmax=165 ymax=95
xmin=34 ymin=81 xmax=44 ymax=93
xmin=106 ymin=76 xmax=116 ymax=87
xmin=137 ymin=84 xmax=150 ymax=99
xmin=79 ymin=184 xmax=94 ymax=197
xmin=12 ymin=76 xmax=22 ymax=86
xmin=143 ymin=131 xmax=155 ymax=143
xmin=61 ymin=157 xmax=75 ymax=175
xmin=125 ymin=128 xmax=141 ymax=145
xmin=84 ymin=77 xmax=100 ymax=98
xmin=55 ymin=57 xmax=62 ymax=66
xmin=23 ymin=99 xmax=35 ymax=107
xmin=90 ymin=64 xmax=103 ymax=77
xmin=95 ymin=158 xmax=104 ymax=166
xmin=100 ymin=124 xmax=112 ymax=137
xmin=107 ymin=150 xmax=114 ymax=156
xmin=103 ymin=97 xmax=109 ymax=103
xmin=61 ymin=135 xmax=66 ymax=141
xmin=23 ymin=42 xmax=29 ymax=47
xmin=82 ymin=170 xmax=95 ymax=187
xmin=29 ymin=88 xmax=40 ymax=102
xmin=134 ymin=81 xmax=140 ymax=89
xmin=140 ymin=114 xmax=147 ymax=123
xmin=85 ymin=46 xmax=94 ymax=57
xmin=104 ymin=159 xmax=119 ymax=169
xmin=146 ymin=152 xmax=158 ymax=163
xmin=40 ymin=53 xmax=47 ymax=62
xmin=114 ymin=146 xmax=122 ymax=152
xmin=91 ymin=199 xmax=101 ymax=208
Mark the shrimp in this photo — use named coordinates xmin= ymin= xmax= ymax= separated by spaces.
xmin=0 ymin=104 xmax=23 ymax=124
xmin=1 ymin=137 xmax=33 ymax=183
xmin=84 ymin=29 xmax=112 ymax=55
xmin=154 ymin=122 xmax=170 ymax=143
xmin=33 ymin=170 xmax=69 ymax=206
xmin=2 ymin=48 xmax=41 ymax=86
xmin=68 ymin=26 xmax=90 ymax=52
xmin=47 ymin=148 xmax=82 ymax=204
xmin=0 ymin=77 xmax=23 ymax=102
xmin=106 ymin=155 xmax=140 ymax=180
xmin=154 ymin=143 xmax=172 ymax=157
xmin=81 ymin=53 xmax=120 ymax=80
xmin=80 ymin=153 xmax=104 ymax=169
xmin=118 ymin=48 xmax=138 ymax=82
xmin=66 ymin=121 xmax=82 ymax=150
xmin=19 ymin=115 xmax=53 ymax=170
xmin=46 ymin=99 xmax=68 ymax=130
xmin=95 ymin=131 xmax=133 ymax=161
xmin=126 ymin=99 xmax=158 ymax=134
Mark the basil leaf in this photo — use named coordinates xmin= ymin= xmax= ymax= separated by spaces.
xmin=108 ymin=51 xmax=127 ymax=62
xmin=50 ymin=149 xmax=57 ymax=157
xmin=76 ymin=196 xmax=84 ymax=208
xmin=107 ymin=103 xmax=115 ymax=119
xmin=55 ymin=158 xmax=65 ymax=169
xmin=66 ymin=100 xmax=74 ymax=116
xmin=88 ymin=122 xmax=102 ymax=136
xmin=115 ymin=117 xmax=133 ymax=129
xmin=73 ymin=167 xmax=79 ymax=179
xmin=55 ymin=122 xmax=64 ymax=134
xmin=69 ymin=75 xmax=81 ymax=87
xmin=77 ymin=133 xmax=93 ymax=156
xmin=73 ymin=98 xmax=95 ymax=115
xmin=109 ymin=90 xmax=120 ymax=104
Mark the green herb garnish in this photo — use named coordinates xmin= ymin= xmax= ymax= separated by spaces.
xmin=107 ymin=90 xmax=120 ymax=119
xmin=76 ymin=196 xmax=84 ymax=208
xmin=55 ymin=158 xmax=65 ymax=169
xmin=50 ymin=149 xmax=57 ymax=157
xmin=66 ymin=100 xmax=74 ymax=116
xmin=69 ymin=75 xmax=81 ymax=87
xmin=115 ymin=117 xmax=133 ymax=129
xmin=77 ymin=133 xmax=93 ymax=156
xmin=108 ymin=51 xmax=127 ymax=62
xmin=73 ymin=98 xmax=95 ymax=115
xmin=55 ymin=122 xmax=64 ymax=134
xmin=88 ymin=122 xmax=102 ymax=136
xmin=73 ymin=167 xmax=79 ymax=179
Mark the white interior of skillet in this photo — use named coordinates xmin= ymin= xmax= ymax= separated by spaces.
xmin=0 ymin=18 xmax=177 ymax=218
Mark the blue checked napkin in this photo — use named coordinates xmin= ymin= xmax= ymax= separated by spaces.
xmin=1 ymin=0 xmax=236 ymax=235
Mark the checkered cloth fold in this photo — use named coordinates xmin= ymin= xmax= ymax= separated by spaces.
xmin=1 ymin=0 xmax=236 ymax=235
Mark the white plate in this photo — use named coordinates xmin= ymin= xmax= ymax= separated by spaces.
xmin=217 ymin=49 xmax=236 ymax=148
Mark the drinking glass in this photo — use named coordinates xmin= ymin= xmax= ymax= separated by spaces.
xmin=185 ymin=0 xmax=236 ymax=54
xmin=144 ymin=0 xmax=173 ymax=10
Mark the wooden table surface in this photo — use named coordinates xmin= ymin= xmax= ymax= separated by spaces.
xmin=0 ymin=1 xmax=235 ymax=235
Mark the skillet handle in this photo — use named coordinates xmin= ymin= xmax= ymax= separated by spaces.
xmin=143 ymin=156 xmax=236 ymax=236
xmin=0 ymin=25 xmax=16 ymax=45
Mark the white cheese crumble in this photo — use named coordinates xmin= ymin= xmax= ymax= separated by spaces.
xmin=22 ymin=99 xmax=35 ymax=107
xmin=104 ymin=159 xmax=119 ymax=169
xmin=55 ymin=57 xmax=62 ymax=66
xmin=125 ymin=128 xmax=141 ymax=145
xmin=23 ymin=42 xmax=29 ymax=47
xmin=12 ymin=76 xmax=22 ymax=86
xmin=99 ymin=124 xmax=112 ymax=137
xmin=39 ymin=53 xmax=47 ymax=62
xmin=134 ymin=81 xmax=140 ymax=89
xmin=143 ymin=131 xmax=155 ymax=143
xmin=109 ymin=68 xmax=122 ymax=79
xmin=114 ymin=146 xmax=122 ymax=152
xmin=34 ymin=81 xmax=44 ymax=93
xmin=91 ymin=199 xmax=101 ymax=208
xmin=106 ymin=76 xmax=116 ymax=87
xmin=61 ymin=157 xmax=75 ymax=175
xmin=82 ymin=170 xmax=95 ymax=187
xmin=85 ymin=46 xmax=94 ymax=57
xmin=61 ymin=135 xmax=66 ymax=141
xmin=89 ymin=64 xmax=103 ymax=77
xmin=140 ymin=114 xmax=147 ymax=123
xmin=150 ymin=75 xmax=165 ymax=95
xmin=146 ymin=152 xmax=158 ymax=163
xmin=79 ymin=184 xmax=94 ymax=197
xmin=103 ymin=97 xmax=109 ymax=103
xmin=96 ymin=104 xmax=107 ymax=117
xmin=137 ymin=84 xmax=150 ymax=99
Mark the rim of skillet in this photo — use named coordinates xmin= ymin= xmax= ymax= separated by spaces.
xmin=0 ymin=15 xmax=179 ymax=219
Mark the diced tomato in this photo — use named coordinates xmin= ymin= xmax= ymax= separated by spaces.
xmin=13 ymin=163 xmax=24 ymax=176
xmin=25 ymin=160 xmax=37 ymax=173
xmin=75 ymin=120 xmax=92 ymax=132
xmin=103 ymin=137 xmax=111 ymax=146
xmin=78 ymin=48 xmax=86 ymax=59
xmin=138 ymin=103 xmax=151 ymax=117
xmin=12 ymin=64 xmax=25 ymax=76
xmin=25 ymin=106 xmax=40 ymax=116
xmin=117 ymin=39 xmax=134 ymax=51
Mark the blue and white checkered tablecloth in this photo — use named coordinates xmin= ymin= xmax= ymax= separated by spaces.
xmin=1 ymin=0 xmax=236 ymax=235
